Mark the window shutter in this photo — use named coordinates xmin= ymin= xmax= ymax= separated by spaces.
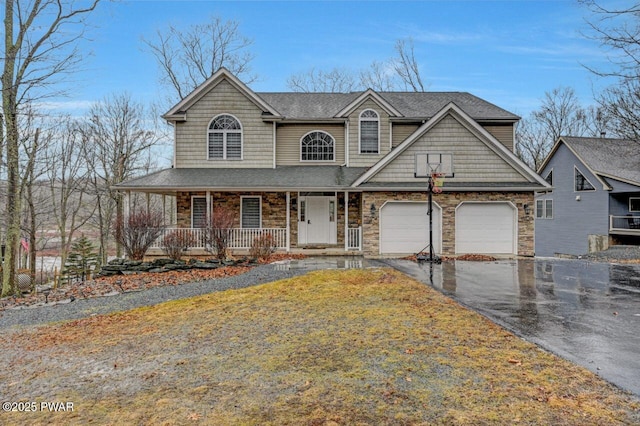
xmin=209 ymin=133 xmax=224 ymax=159
xmin=226 ymin=133 xmax=242 ymax=159
xmin=360 ymin=121 xmax=378 ymax=153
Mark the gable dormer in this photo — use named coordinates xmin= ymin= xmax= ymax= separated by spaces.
xmin=334 ymin=90 xmax=402 ymax=167
xmin=165 ymin=68 xmax=280 ymax=169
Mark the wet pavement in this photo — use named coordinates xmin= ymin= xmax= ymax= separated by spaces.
xmin=381 ymin=258 xmax=640 ymax=397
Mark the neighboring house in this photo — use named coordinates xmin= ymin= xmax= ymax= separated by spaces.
xmin=116 ymin=68 xmax=548 ymax=258
xmin=535 ymin=136 xmax=640 ymax=257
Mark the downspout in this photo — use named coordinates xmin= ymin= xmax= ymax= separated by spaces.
xmin=345 ymin=120 xmax=349 ymax=166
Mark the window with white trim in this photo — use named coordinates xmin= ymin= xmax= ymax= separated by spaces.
xmin=536 ymin=199 xmax=553 ymax=219
xmin=241 ymin=196 xmax=261 ymax=229
xmin=359 ymin=109 xmax=379 ymax=154
xmin=545 ymin=170 xmax=553 ymax=185
xmin=208 ymin=114 xmax=242 ymax=160
xmin=574 ymin=167 xmax=595 ymax=191
xmin=301 ymin=131 xmax=334 ymax=161
xmin=192 ymin=197 xmax=207 ymax=228
xmin=630 ymin=197 xmax=640 ymax=212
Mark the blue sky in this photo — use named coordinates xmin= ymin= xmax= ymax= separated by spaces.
xmin=65 ymin=0 xmax=611 ymax=118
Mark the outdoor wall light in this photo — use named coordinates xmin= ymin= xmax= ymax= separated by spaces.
xmin=523 ymin=203 xmax=531 ymax=215
xmin=370 ymin=203 xmax=377 ymax=218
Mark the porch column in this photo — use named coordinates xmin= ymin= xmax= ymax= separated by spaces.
xmin=206 ymin=191 xmax=212 ymax=225
xmin=286 ymin=191 xmax=291 ymax=252
xmin=124 ymin=190 xmax=131 ymax=220
xmin=344 ymin=190 xmax=349 ymax=251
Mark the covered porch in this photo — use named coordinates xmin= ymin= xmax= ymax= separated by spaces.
xmin=124 ymin=189 xmax=364 ymax=256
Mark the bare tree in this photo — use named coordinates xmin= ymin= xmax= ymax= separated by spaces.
xmin=515 ymin=117 xmax=552 ymax=171
xmin=287 ymin=38 xmax=426 ymax=93
xmin=287 ymin=67 xmax=359 ymax=93
xmin=81 ymin=93 xmax=162 ymax=262
xmin=581 ymin=0 xmax=640 ymax=81
xmin=359 ymin=60 xmax=396 ymax=91
xmin=581 ymin=1 xmax=640 ymax=141
xmin=393 ymin=38 xmax=426 ymax=92
xmin=516 ymin=87 xmax=595 ymax=170
xmin=596 ymin=79 xmax=640 ymax=140
xmin=1 ymin=0 xmax=101 ymax=296
xmin=45 ymin=118 xmax=94 ymax=271
xmin=143 ymin=16 xmax=256 ymax=103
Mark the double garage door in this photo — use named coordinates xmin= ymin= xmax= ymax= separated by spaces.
xmin=379 ymin=201 xmax=516 ymax=255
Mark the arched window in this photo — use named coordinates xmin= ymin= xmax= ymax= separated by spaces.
xmin=359 ymin=109 xmax=379 ymax=154
xmin=300 ymin=131 xmax=335 ymax=161
xmin=208 ymin=114 xmax=242 ymax=160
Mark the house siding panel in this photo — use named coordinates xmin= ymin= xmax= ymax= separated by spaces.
xmin=392 ymin=123 xmax=420 ymax=148
xmin=483 ymin=123 xmax=514 ymax=151
xmin=371 ymin=114 xmax=526 ymax=183
xmin=276 ymin=123 xmax=345 ymax=165
xmin=174 ymin=79 xmax=274 ymax=168
xmin=347 ymin=99 xmax=392 ymax=167
xmin=535 ymin=143 xmax=609 ymax=257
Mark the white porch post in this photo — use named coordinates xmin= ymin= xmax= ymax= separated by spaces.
xmin=344 ymin=190 xmax=349 ymax=251
xmin=124 ymin=190 xmax=131 ymax=220
xmin=206 ymin=191 xmax=212 ymax=226
xmin=286 ymin=191 xmax=291 ymax=252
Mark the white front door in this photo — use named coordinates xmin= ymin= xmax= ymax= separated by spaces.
xmin=298 ymin=195 xmax=337 ymax=245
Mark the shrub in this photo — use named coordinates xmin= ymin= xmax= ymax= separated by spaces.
xmin=162 ymin=229 xmax=196 ymax=261
xmin=249 ymin=232 xmax=277 ymax=261
xmin=113 ymin=209 xmax=165 ymax=260
xmin=203 ymin=207 xmax=236 ymax=261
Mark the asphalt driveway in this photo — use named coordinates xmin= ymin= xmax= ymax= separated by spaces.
xmin=382 ymin=258 xmax=640 ymax=397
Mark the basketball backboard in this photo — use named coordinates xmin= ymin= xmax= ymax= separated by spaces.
xmin=414 ymin=153 xmax=454 ymax=178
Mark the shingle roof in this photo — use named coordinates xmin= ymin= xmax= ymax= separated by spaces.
xmin=562 ymin=137 xmax=640 ymax=186
xmin=257 ymin=91 xmax=519 ymax=121
xmin=116 ymin=166 xmax=369 ymax=192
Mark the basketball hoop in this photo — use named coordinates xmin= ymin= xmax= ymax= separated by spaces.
xmin=431 ymin=172 xmax=445 ymax=194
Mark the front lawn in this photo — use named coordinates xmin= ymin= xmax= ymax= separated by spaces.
xmin=1 ymin=268 xmax=637 ymax=425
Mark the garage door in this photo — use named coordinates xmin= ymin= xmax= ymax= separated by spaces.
xmin=380 ymin=202 xmax=441 ymax=254
xmin=455 ymin=202 xmax=516 ymax=254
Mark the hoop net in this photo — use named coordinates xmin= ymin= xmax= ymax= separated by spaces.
xmin=431 ymin=172 xmax=445 ymax=194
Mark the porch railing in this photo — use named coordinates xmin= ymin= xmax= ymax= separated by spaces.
xmin=151 ymin=228 xmax=287 ymax=250
xmin=609 ymin=215 xmax=640 ymax=234
xmin=347 ymin=226 xmax=362 ymax=250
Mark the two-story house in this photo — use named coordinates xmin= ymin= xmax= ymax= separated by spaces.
xmin=117 ymin=68 xmax=548 ymax=258
xmin=535 ymin=136 xmax=640 ymax=257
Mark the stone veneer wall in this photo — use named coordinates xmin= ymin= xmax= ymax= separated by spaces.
xmin=361 ymin=191 xmax=534 ymax=257
xmin=176 ymin=191 xmax=288 ymax=229
xmin=175 ymin=191 xmax=364 ymax=250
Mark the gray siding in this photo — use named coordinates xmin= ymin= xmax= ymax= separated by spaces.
xmin=535 ymin=143 xmax=609 ymax=257
xmin=275 ymin=123 xmax=345 ymax=165
xmin=371 ymin=113 xmax=527 ymax=183
xmin=347 ymin=99 xmax=392 ymax=167
xmin=392 ymin=123 xmax=420 ymax=148
xmin=175 ymin=79 xmax=274 ymax=168
xmin=482 ymin=123 xmax=514 ymax=151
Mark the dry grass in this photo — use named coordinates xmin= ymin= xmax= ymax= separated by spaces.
xmin=1 ymin=268 xmax=638 ymax=425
